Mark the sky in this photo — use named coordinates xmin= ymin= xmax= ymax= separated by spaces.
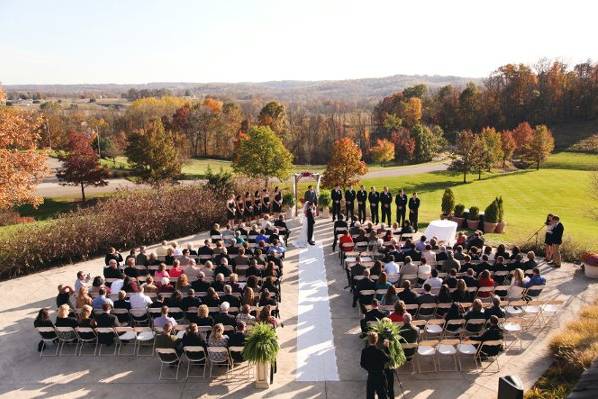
xmin=1 ymin=0 xmax=597 ymax=85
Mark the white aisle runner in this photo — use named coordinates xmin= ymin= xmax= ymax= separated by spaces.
xmin=295 ymin=243 xmax=340 ymax=381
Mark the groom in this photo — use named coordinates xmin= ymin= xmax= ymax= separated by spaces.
xmin=306 ymin=202 xmax=316 ymax=245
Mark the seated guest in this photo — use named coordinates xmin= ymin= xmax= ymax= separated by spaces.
xmin=509 ymin=253 xmax=525 ymax=271
xmin=495 ymin=244 xmax=509 ymax=259
xmin=74 ymin=271 xmax=91 ymax=292
xmin=477 ymin=270 xmax=495 ymax=298
xmin=176 ymin=274 xmax=192 ymax=294
xmin=436 ymin=246 xmax=448 ymax=262
xmin=471 ymin=315 xmax=504 ymax=356
xmin=208 ymin=323 xmax=229 ymax=361
xmin=113 ymin=290 xmax=131 ymax=315
xmin=417 ymin=283 xmax=437 ymax=304
xmin=415 ymin=235 xmax=427 ymax=252
xmin=203 ymin=288 xmax=222 ymax=308
xmin=444 ymin=302 xmax=465 ymax=333
xmin=181 ymin=289 xmax=201 ymax=311
xmin=389 ymin=300 xmax=407 ymax=323
xmin=55 ymin=304 xmax=78 ymax=328
xmin=164 ymin=248 xmax=176 ymax=266
xmin=141 ymin=276 xmax=158 ymax=294
xmin=242 ymin=287 xmax=257 ymax=307
xmin=154 ymin=264 xmax=170 ymax=282
xmin=228 ymin=321 xmax=247 ymax=362
xmin=92 ymin=287 xmax=113 ymax=310
xmin=523 ymin=251 xmax=538 ymax=270
xmin=129 ymin=287 xmax=153 ymax=309
xmin=56 ymin=284 xmax=74 ymax=308
xmin=123 ymin=258 xmax=139 ymax=278
xmin=169 ymin=260 xmax=184 ymax=278
xmin=462 ymin=268 xmax=478 ymax=288
xmin=339 ymin=230 xmax=355 ymax=253
xmin=444 ymin=268 xmax=459 ymax=289
xmin=510 ymin=245 xmax=521 ymax=260
xmin=191 ymin=272 xmax=211 ymax=293
xmin=467 ymin=230 xmax=485 ymax=250
xmin=155 ymin=240 xmax=170 ymax=257
xmin=34 ymin=308 xmax=56 ymax=352
xmin=459 ymin=255 xmax=473 ymax=273
xmin=105 ymin=247 xmax=124 ymax=266
xmin=181 ymin=323 xmax=207 ymax=350
xmin=214 ymin=302 xmax=236 ymax=326
xmin=508 ymin=269 xmax=527 ymax=299
xmin=96 ymin=303 xmax=120 ymax=345
xmin=360 ymin=299 xmax=388 ymax=335
xmin=399 ymin=313 xmax=419 ymax=359
xmin=155 ymin=322 xmax=180 ymax=359
xmin=76 ymin=286 xmax=93 ymax=309
xmin=382 ymin=285 xmax=398 ymax=306
xmin=355 ymin=269 xmax=376 ymax=309
xmin=453 ymin=245 xmax=465 ymax=261
xmin=214 ymin=259 xmax=232 ymax=277
xmin=197 ymin=240 xmax=214 ymax=261
xmin=375 ymin=272 xmax=392 ymax=300
xmin=452 ymin=279 xmax=470 ymax=303
xmin=400 ymin=221 xmax=414 ymax=234
xmin=153 ymin=306 xmax=177 ymax=328
xmin=220 ymin=285 xmax=241 ymax=308
xmin=332 ymin=214 xmax=348 ymax=251
xmin=397 ymin=280 xmax=419 ymax=305
xmin=422 ymin=244 xmax=437 ymax=267
xmin=104 ymin=259 xmax=124 ymax=279
xmin=455 ymin=232 xmax=467 ymax=248
xmin=485 ymin=295 xmax=505 ymax=319
xmin=423 ymin=269 xmax=443 ymax=290
xmin=400 ymin=256 xmax=418 ymax=281
xmin=370 ymin=261 xmax=383 ymax=278
xmin=442 ymin=250 xmax=460 ymax=273
xmin=417 ymin=258 xmax=432 ymax=284
xmin=78 ymin=304 xmax=97 ymax=332
xmin=258 ymin=289 xmax=277 ymax=307
xmin=245 ymin=259 xmax=263 ymax=279
xmin=236 ymin=304 xmax=256 ymax=325
xmin=150 ymin=293 xmax=166 ymax=308
xmin=524 ymin=267 xmax=546 ymax=289
xmin=483 ymin=246 xmax=494 ymax=262
xmin=195 ymin=305 xmax=214 ymax=327
xmin=383 ymin=255 xmax=400 ymax=278
xmin=147 ymin=252 xmax=161 ymax=266
xmin=437 ymin=285 xmax=453 ymax=304
xmin=136 ymin=246 xmax=149 ymax=266
xmin=464 ymin=299 xmax=486 ymax=333
xmin=211 ymin=273 xmax=226 ymax=292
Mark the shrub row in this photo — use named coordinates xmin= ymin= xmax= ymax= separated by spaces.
xmin=0 ymin=185 xmax=226 ymax=280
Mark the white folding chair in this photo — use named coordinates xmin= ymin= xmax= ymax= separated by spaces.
xmin=184 ymin=346 xmax=207 ymax=379
xmin=115 ymin=327 xmax=138 ymax=356
xmin=457 ymin=340 xmax=480 ymax=371
xmin=95 ymin=327 xmax=118 ymax=356
xmin=436 ymin=339 xmax=459 ymax=371
xmin=156 ymin=348 xmax=181 ymax=380
xmin=416 ymin=340 xmax=438 ymax=373
xmin=75 ymin=327 xmax=98 ymax=356
xmin=55 ymin=327 xmax=78 ymax=356
xmin=207 ymin=347 xmax=232 ymax=378
xmin=136 ymin=327 xmax=156 ymax=357
xmin=36 ymin=327 xmax=59 ymax=357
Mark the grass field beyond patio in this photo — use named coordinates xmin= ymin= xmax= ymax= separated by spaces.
xmin=356 ymin=167 xmax=596 ymax=250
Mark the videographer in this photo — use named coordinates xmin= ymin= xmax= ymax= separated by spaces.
xmin=360 ymin=331 xmax=390 ymax=399
xmin=74 ymin=271 xmax=91 ymax=291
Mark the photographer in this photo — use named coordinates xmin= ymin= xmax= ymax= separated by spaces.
xmin=74 ymin=271 xmax=91 ymax=291
xmin=360 ymin=331 xmax=390 ymax=399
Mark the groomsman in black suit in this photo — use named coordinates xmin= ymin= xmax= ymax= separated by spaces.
xmin=380 ymin=186 xmax=392 ymax=225
xmin=408 ymin=192 xmax=421 ymax=231
xmin=345 ymin=185 xmax=356 ymax=220
xmin=395 ymin=189 xmax=408 ymax=226
xmin=368 ymin=187 xmax=380 ymax=224
xmin=306 ymin=203 xmax=316 ymax=245
xmin=356 ymin=185 xmax=368 ymax=223
xmin=331 ymin=185 xmax=343 ymax=221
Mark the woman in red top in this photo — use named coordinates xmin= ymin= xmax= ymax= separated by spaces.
xmin=169 ymin=260 xmax=184 ymax=278
xmin=389 ymin=300 xmax=406 ymax=323
xmin=477 ymin=270 xmax=495 ymax=298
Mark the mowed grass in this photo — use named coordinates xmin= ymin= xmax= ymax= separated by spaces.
xmin=543 ymin=151 xmax=598 ymax=171
xmin=357 ymin=168 xmax=596 ymax=250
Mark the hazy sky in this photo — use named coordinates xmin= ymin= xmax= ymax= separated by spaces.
xmin=1 ymin=0 xmax=596 ymax=84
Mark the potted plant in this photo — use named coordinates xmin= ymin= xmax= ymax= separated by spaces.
xmin=582 ymin=252 xmax=598 ymax=279
xmin=452 ymin=203 xmax=465 ymax=226
xmin=282 ymin=193 xmax=295 ymax=218
xmin=242 ymin=322 xmax=280 ymax=389
xmin=495 ymin=196 xmax=506 ymax=233
xmin=483 ymin=199 xmax=499 ymax=233
xmin=318 ymin=190 xmax=331 ymax=218
xmin=365 ymin=318 xmax=407 ymax=372
xmin=467 ymin=206 xmax=480 ymax=230
xmin=441 ymin=188 xmax=455 ymax=219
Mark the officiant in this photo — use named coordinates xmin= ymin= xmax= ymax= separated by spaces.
xmin=304 ymin=185 xmax=318 ymax=205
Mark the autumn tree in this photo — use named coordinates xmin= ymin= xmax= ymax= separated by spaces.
xmin=125 ymin=119 xmax=182 ymax=184
xmin=500 ymin=130 xmax=516 ymax=167
xmin=370 ymin=138 xmax=395 ymax=165
xmin=449 ymin=131 xmax=484 ymax=183
xmin=411 ymin=124 xmax=446 ymax=162
xmin=391 ymin=129 xmax=416 ymax=163
xmin=0 ymin=107 xmax=48 ymax=209
xmin=258 ymin=101 xmax=287 ymax=136
xmin=322 ymin=137 xmax=367 ymax=188
xmin=511 ymin=122 xmax=534 ymax=152
xmin=232 ymin=125 xmax=293 ymax=186
xmin=524 ymin=124 xmax=555 ymax=169
xmin=57 ymin=131 xmax=109 ymax=201
xmin=480 ymin=127 xmax=503 ymax=170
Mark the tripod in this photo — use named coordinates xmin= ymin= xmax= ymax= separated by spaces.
xmin=526 ymin=224 xmax=546 ymax=248
xmin=393 ymin=369 xmax=406 ymax=398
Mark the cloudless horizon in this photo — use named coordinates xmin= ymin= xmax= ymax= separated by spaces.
xmin=1 ymin=0 xmax=597 ymax=85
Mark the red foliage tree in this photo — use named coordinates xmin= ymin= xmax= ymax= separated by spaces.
xmin=391 ymin=129 xmax=416 ymax=163
xmin=511 ymin=122 xmax=534 ymax=152
xmin=57 ymin=131 xmax=109 ymax=201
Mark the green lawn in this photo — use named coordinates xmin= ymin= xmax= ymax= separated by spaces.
xmin=356 ymin=168 xmax=596 ymax=250
xmin=542 ymin=151 xmax=598 ymax=171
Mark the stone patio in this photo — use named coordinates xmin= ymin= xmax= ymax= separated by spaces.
xmin=0 ymin=217 xmax=595 ymax=398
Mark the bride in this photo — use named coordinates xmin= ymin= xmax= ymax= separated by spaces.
xmin=293 ymin=201 xmax=311 ymax=248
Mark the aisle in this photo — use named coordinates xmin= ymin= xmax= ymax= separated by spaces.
xmin=295 ymin=242 xmax=340 ymax=381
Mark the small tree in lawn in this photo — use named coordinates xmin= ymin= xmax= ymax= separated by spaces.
xmin=441 ymin=188 xmax=455 ymax=216
xmin=232 ymin=125 xmax=293 ymax=187
xmin=322 ymin=137 xmax=367 ymax=189
xmin=449 ymin=130 xmax=484 ymax=183
xmin=125 ymin=118 xmax=182 ymax=185
xmin=500 ymin=130 xmax=516 ymax=168
xmin=370 ymin=138 xmax=395 ymax=166
xmin=524 ymin=125 xmax=555 ymax=170
xmin=57 ymin=131 xmax=109 ymax=201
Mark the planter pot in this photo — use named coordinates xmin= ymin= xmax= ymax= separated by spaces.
xmin=466 ymin=219 xmax=479 ymax=230
xmin=495 ymin=221 xmax=506 ymax=233
xmin=287 ymin=206 xmax=295 ymax=219
xmin=451 ymin=216 xmax=465 ymax=228
xmin=320 ymin=207 xmax=330 ymax=218
xmin=440 ymin=213 xmax=449 ymax=220
xmin=483 ymin=222 xmax=498 ymax=234
xmin=584 ymin=264 xmax=598 ymax=279
xmin=255 ymin=362 xmax=271 ymax=389
xmin=582 ymin=253 xmax=598 ymax=279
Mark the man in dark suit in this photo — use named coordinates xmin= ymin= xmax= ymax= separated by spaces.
xmin=228 ymin=321 xmax=247 ymax=362
xmin=354 ymin=269 xmax=376 ymax=308
xmin=380 ymin=186 xmax=393 ymax=225
xmin=306 ymin=203 xmax=316 ymax=245
xmin=397 ymin=280 xmax=419 ymax=304
xmin=408 ymin=192 xmax=420 ymax=231
xmin=471 ymin=315 xmax=504 ymax=356
xmin=368 ymin=187 xmax=380 ymax=224
xmin=214 ymin=302 xmax=237 ymax=327
xmin=304 ymin=185 xmax=318 ymax=206
xmin=360 ymin=299 xmax=388 ymax=335
xmin=360 ymin=332 xmax=390 ymax=399
xmin=331 ymin=185 xmax=343 ymax=221
xmin=332 ymin=214 xmax=348 ymax=251
xmin=345 ymin=185 xmax=356 ymax=220
xmin=356 ymin=185 xmax=368 ymax=223
xmin=395 ymin=189 xmax=408 ymax=226
xmin=550 ymin=215 xmax=564 ymax=267
xmin=96 ymin=303 xmax=120 ymax=345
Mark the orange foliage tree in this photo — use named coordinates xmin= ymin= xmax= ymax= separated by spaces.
xmin=524 ymin=125 xmax=555 ymax=170
xmin=500 ymin=130 xmax=516 ymax=167
xmin=0 ymin=107 xmax=48 ymax=209
xmin=511 ymin=122 xmax=534 ymax=152
xmin=370 ymin=138 xmax=395 ymax=165
xmin=322 ymin=137 xmax=367 ymax=188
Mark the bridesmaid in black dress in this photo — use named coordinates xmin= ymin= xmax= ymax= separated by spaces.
xmin=244 ymin=192 xmax=253 ymax=221
xmin=254 ymin=190 xmax=262 ymax=217
xmin=272 ymin=186 xmax=282 ymax=215
xmin=262 ymin=188 xmax=270 ymax=214
xmin=236 ymin=195 xmax=244 ymax=223
xmin=226 ymin=195 xmax=236 ymax=223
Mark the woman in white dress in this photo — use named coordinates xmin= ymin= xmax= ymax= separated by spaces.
xmin=292 ymin=201 xmax=311 ymax=248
